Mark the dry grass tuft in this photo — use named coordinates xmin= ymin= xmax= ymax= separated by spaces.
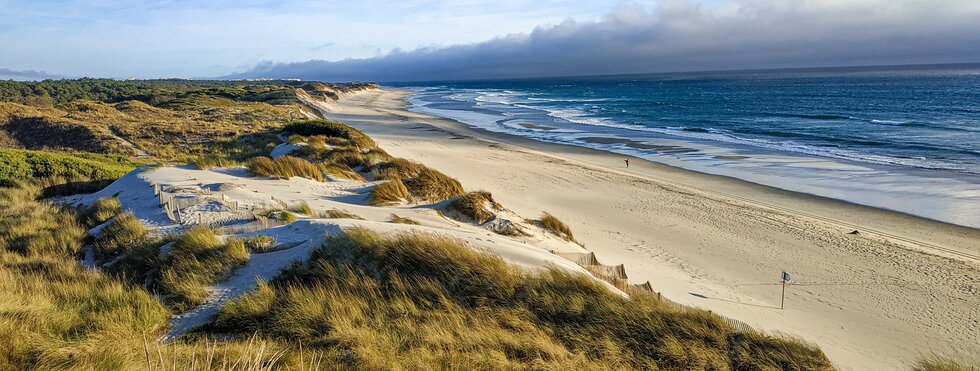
xmin=191 ymin=155 xmax=239 ymax=169
xmin=289 ymin=201 xmax=313 ymax=216
xmin=540 ymin=212 xmax=576 ymax=242
xmin=388 ymin=214 xmax=420 ymax=225
xmin=446 ymin=191 xmax=500 ymax=224
xmin=93 ymin=212 xmax=148 ymax=260
xmin=369 ymin=178 xmax=412 ymax=206
xmin=247 ymin=156 xmax=323 ymax=182
xmin=318 ymin=209 xmax=364 ymax=220
xmin=241 ymin=235 xmax=277 ymax=253
xmin=319 ymin=163 xmax=366 ymax=182
xmin=372 ymin=159 xmax=464 ymax=202
xmin=81 ymin=196 xmax=122 ymax=227
xmin=156 ymin=227 xmax=250 ymax=311
xmin=913 ymin=356 xmax=978 ymax=371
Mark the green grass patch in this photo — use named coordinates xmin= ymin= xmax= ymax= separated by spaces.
xmin=0 ymin=149 xmax=139 ymax=186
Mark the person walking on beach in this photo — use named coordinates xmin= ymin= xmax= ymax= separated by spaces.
xmin=625 ymin=158 xmax=629 ymax=168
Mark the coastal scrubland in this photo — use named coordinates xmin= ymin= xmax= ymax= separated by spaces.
xmin=1 ymin=79 xmax=968 ymax=370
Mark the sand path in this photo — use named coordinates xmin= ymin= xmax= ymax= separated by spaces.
xmin=319 ymin=89 xmax=980 ymax=370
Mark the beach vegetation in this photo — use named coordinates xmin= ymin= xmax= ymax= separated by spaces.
xmin=289 ymin=201 xmax=314 ymax=216
xmin=191 ymin=155 xmax=239 ymax=170
xmin=369 ymin=178 xmax=412 ymax=205
xmin=156 ymin=227 xmax=249 ymax=311
xmin=372 ymin=159 xmax=464 ymax=202
xmin=446 ymin=191 xmax=500 ymax=224
xmin=242 ymin=236 xmax=277 ymax=253
xmin=81 ymin=196 xmax=122 ymax=227
xmin=247 ymin=156 xmax=324 ymax=182
xmin=93 ymin=212 xmax=148 ymax=260
xmin=388 ymin=214 xmax=420 ymax=225
xmin=319 ymin=163 xmax=366 ymax=181
xmin=208 ymin=227 xmax=833 ymax=370
xmin=318 ymin=209 xmax=364 ymax=220
xmin=912 ymin=356 xmax=978 ymax=371
xmin=0 ymin=149 xmax=139 ymax=186
xmin=540 ymin=212 xmax=576 ymax=242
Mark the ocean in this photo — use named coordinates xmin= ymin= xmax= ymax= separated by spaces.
xmin=394 ymin=65 xmax=980 ymax=228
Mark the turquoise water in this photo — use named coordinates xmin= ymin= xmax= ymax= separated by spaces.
xmin=396 ymin=65 xmax=980 ymax=228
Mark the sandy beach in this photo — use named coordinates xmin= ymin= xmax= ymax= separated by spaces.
xmin=319 ymin=88 xmax=980 ymax=370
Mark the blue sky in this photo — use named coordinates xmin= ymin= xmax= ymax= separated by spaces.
xmin=0 ymin=0 xmax=640 ymax=78
xmin=2 ymin=1 xmax=979 ymax=80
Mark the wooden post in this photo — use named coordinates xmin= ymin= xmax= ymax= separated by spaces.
xmin=780 ymin=279 xmax=786 ymax=310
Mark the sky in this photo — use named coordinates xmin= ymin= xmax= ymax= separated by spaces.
xmin=2 ymin=0 xmax=980 ymax=81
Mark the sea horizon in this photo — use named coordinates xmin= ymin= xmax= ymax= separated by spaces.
xmin=394 ymin=64 xmax=980 ymax=228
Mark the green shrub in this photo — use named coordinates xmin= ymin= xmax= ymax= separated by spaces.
xmin=283 ymin=119 xmax=375 ymax=149
xmin=0 ymin=149 xmax=138 ymax=186
xmin=446 ymin=191 xmax=499 ymax=224
xmin=369 ymin=178 xmax=412 ymax=205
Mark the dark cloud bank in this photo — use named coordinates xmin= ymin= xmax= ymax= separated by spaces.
xmin=0 ymin=68 xmax=63 ymax=80
xmin=229 ymin=1 xmax=980 ymax=82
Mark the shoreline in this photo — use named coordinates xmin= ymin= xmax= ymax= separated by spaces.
xmin=319 ymin=88 xmax=979 ymax=370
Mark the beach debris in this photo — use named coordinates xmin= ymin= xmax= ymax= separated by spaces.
xmin=848 ymin=230 xmax=860 ymax=235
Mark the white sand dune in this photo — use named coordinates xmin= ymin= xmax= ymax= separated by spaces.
xmin=76 ymin=162 xmax=622 ymax=340
xmin=317 ymin=88 xmax=980 ymax=370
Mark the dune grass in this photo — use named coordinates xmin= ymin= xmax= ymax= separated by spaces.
xmin=446 ymin=191 xmax=500 ymax=224
xmin=191 ymin=155 xmax=240 ymax=169
xmin=257 ymin=209 xmax=299 ymax=224
xmin=289 ymin=201 xmax=314 ymax=216
xmin=242 ymin=235 xmax=277 ymax=253
xmin=387 ymin=214 xmax=420 ymax=225
xmin=318 ymin=209 xmax=364 ymax=220
xmin=369 ymin=178 xmax=412 ymax=205
xmin=913 ymin=356 xmax=978 ymax=371
xmin=372 ymin=159 xmax=463 ymax=202
xmin=156 ymin=227 xmax=250 ymax=311
xmin=93 ymin=212 xmax=149 ymax=260
xmin=319 ymin=163 xmax=366 ymax=181
xmin=247 ymin=156 xmax=324 ymax=182
xmin=540 ymin=212 xmax=576 ymax=242
xmin=208 ymin=228 xmax=833 ymax=370
xmin=80 ymin=196 xmax=121 ymax=227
